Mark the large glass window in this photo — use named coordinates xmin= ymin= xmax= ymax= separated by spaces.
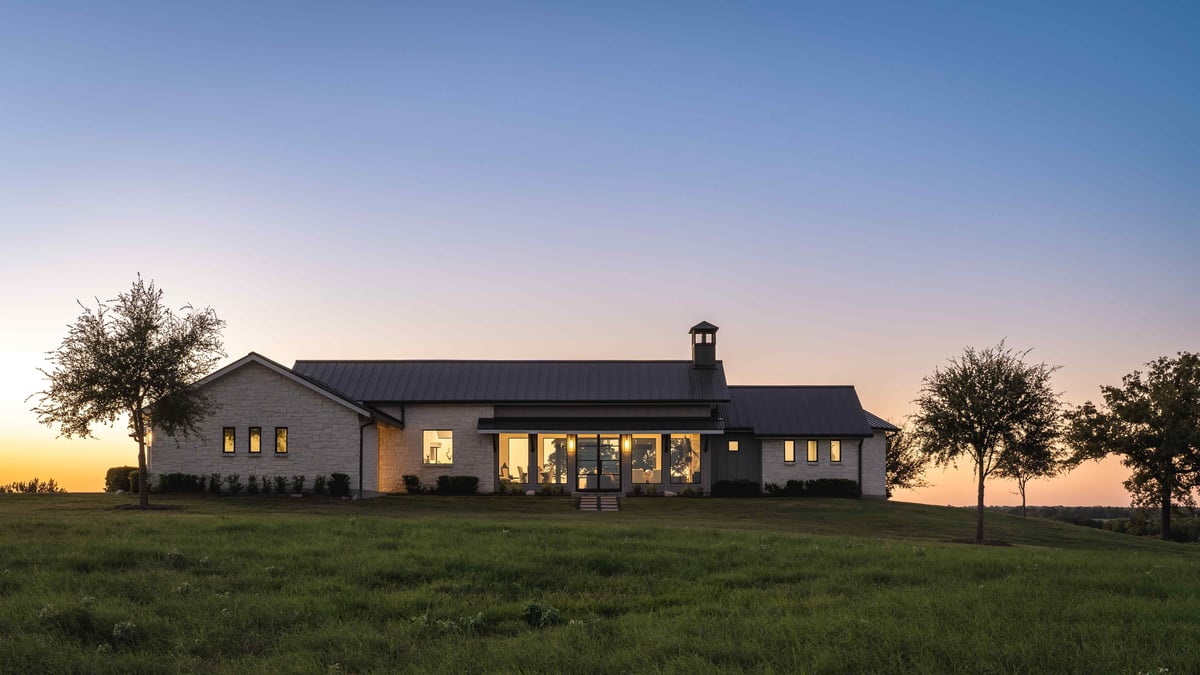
xmin=423 ymin=430 xmax=453 ymax=465
xmin=831 ymin=440 xmax=842 ymax=463
xmin=499 ymin=434 xmax=529 ymax=483
xmin=538 ymin=435 xmax=569 ymax=485
xmin=630 ymin=435 xmax=660 ymax=484
xmin=223 ymin=427 xmax=235 ymax=454
xmin=669 ymin=434 xmax=701 ymax=484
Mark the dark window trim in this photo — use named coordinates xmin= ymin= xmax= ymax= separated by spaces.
xmin=667 ymin=433 xmax=701 ymax=485
xmin=223 ymin=427 xmax=235 ymax=454
xmin=249 ymin=427 xmax=261 ymax=454
xmin=274 ymin=427 xmax=288 ymax=454
xmin=830 ymin=439 xmax=842 ymax=463
xmin=422 ymin=428 xmax=454 ymax=466
xmin=784 ymin=439 xmax=795 ymax=464
xmin=806 ymin=439 xmax=818 ymax=463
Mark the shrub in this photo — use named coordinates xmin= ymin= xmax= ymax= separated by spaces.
xmin=224 ymin=474 xmax=244 ymax=495
xmin=764 ymin=482 xmax=782 ymax=495
xmin=260 ymin=475 xmax=271 ymax=494
xmin=772 ymin=479 xmax=861 ymax=498
xmin=157 ymin=473 xmax=205 ymax=493
xmin=273 ymin=476 xmax=289 ymax=494
xmin=0 ymin=478 xmax=66 ymax=494
xmin=711 ymin=479 xmax=762 ymax=497
xmin=246 ymin=474 xmax=259 ymax=495
xmin=523 ymin=602 xmax=563 ymax=628
xmin=209 ymin=473 xmax=222 ymax=495
xmin=329 ymin=473 xmax=352 ymax=498
xmin=291 ymin=475 xmax=306 ymax=494
xmin=679 ymin=487 xmax=704 ymax=497
xmin=104 ymin=466 xmax=138 ymax=492
xmin=436 ymin=475 xmax=479 ymax=495
xmin=537 ymin=484 xmax=566 ymax=496
xmin=127 ymin=470 xmax=141 ymax=493
xmin=312 ymin=475 xmax=327 ymax=495
xmin=402 ymin=474 xmax=422 ymax=494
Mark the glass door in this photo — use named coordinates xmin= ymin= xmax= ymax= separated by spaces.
xmin=576 ymin=434 xmax=621 ymax=491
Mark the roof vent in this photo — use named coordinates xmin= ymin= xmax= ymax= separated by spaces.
xmin=689 ymin=321 xmax=718 ymax=369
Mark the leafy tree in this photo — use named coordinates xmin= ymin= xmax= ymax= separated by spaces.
xmin=912 ymin=342 xmax=1061 ymax=543
xmin=1065 ymin=353 xmax=1200 ymax=541
xmin=995 ymin=420 xmax=1067 ymax=518
xmin=884 ymin=424 xmax=931 ymax=497
xmin=31 ymin=277 xmax=225 ymax=508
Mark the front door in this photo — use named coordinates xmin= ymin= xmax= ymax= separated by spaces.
xmin=576 ymin=434 xmax=621 ymax=491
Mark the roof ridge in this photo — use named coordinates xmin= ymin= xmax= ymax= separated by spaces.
xmin=729 ymin=384 xmax=855 ymax=389
xmin=294 ymin=359 xmax=717 ymax=364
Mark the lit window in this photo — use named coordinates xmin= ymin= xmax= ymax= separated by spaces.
xmin=499 ymin=434 xmax=528 ymax=483
xmin=705 ymin=333 xmax=713 ymax=344
xmin=784 ymin=440 xmax=795 ymax=463
xmin=223 ymin=427 xmax=235 ymax=454
xmin=669 ymin=434 xmax=701 ymax=484
xmin=424 ymin=430 xmax=453 ymax=465
xmin=831 ymin=440 xmax=842 ymax=463
xmin=807 ymin=440 xmax=818 ymax=462
xmin=275 ymin=427 xmax=288 ymax=454
xmin=249 ymin=427 xmax=261 ymax=453
xmin=630 ymin=435 xmax=660 ymax=484
xmin=728 ymin=440 xmax=739 ymax=452
xmin=538 ymin=435 xmax=569 ymax=485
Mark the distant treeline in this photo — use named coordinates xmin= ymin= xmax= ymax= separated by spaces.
xmin=988 ymin=505 xmax=1200 ymax=542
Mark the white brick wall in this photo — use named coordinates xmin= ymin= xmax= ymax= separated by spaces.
xmin=860 ymin=431 xmax=887 ymax=498
xmin=148 ymin=361 xmax=372 ymax=492
xmin=377 ymin=404 xmax=495 ymax=493
xmin=760 ymin=438 xmax=862 ymax=489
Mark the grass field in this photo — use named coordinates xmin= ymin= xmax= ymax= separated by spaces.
xmin=1 ymin=494 xmax=1196 ymax=673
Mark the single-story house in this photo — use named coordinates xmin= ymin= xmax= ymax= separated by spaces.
xmin=148 ymin=322 xmax=896 ymax=497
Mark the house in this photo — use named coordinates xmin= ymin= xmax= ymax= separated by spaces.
xmin=148 ymin=322 xmax=897 ymax=497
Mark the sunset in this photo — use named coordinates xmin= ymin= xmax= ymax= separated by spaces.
xmin=2 ymin=1 xmax=1198 ymax=672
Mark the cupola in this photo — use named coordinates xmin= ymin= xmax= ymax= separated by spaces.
xmin=689 ymin=321 xmax=718 ymax=369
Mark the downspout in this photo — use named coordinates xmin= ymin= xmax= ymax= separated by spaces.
xmin=359 ymin=417 xmax=373 ymax=498
xmin=856 ymin=438 xmax=864 ymax=498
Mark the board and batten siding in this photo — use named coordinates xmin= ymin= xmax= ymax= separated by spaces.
xmin=148 ymin=361 xmax=372 ymax=492
xmin=376 ymin=404 xmax=496 ymax=494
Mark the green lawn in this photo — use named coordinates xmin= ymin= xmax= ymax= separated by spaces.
xmin=1 ymin=494 xmax=1196 ymax=673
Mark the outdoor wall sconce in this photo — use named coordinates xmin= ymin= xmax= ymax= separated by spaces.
xmin=622 ymin=436 xmax=631 ymax=452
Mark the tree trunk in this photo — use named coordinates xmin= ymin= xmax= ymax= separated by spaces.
xmin=976 ymin=468 xmax=986 ymax=544
xmin=1160 ymin=481 xmax=1172 ymax=542
xmin=1020 ymin=480 xmax=1027 ymax=518
xmin=134 ymin=411 xmax=149 ymax=508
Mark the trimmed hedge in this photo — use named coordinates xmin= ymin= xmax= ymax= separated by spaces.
xmin=157 ymin=473 xmax=206 ymax=493
xmin=105 ymin=466 xmax=138 ymax=493
xmin=436 ymin=475 xmax=479 ymax=495
xmin=764 ymin=478 xmax=861 ymax=498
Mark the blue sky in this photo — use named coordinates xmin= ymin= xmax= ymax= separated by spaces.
xmin=1 ymin=1 xmax=1197 ymax=502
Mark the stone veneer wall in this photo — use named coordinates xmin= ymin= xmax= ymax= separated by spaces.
xmin=375 ymin=404 xmax=495 ymax=493
xmin=148 ymin=361 xmax=372 ymax=492
xmin=760 ymin=438 xmax=862 ymax=490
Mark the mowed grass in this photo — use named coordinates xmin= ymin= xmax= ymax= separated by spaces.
xmin=1 ymin=494 xmax=1197 ymax=674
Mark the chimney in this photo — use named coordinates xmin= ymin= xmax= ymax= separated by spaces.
xmin=689 ymin=321 xmax=718 ymax=369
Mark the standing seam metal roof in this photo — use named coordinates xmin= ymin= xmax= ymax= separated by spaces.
xmin=721 ymin=386 xmax=874 ymax=436
xmin=292 ymin=360 xmax=730 ymax=403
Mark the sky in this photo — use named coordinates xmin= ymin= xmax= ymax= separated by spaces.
xmin=1 ymin=1 xmax=1197 ymax=505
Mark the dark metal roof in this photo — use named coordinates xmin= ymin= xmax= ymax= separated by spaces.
xmin=292 ymin=360 xmax=730 ymax=404
xmin=478 ymin=417 xmax=725 ymax=434
xmin=721 ymin=386 xmax=874 ymax=437
xmin=863 ymin=410 xmax=899 ymax=432
xmin=689 ymin=320 xmax=719 ymax=333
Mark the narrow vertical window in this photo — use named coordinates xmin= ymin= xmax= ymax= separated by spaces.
xmin=807 ymin=439 xmax=818 ymax=462
xmin=249 ymin=427 xmax=261 ymax=453
xmin=275 ymin=427 xmax=288 ymax=454
xmin=830 ymin=440 xmax=842 ymax=463
xmin=784 ymin=440 xmax=795 ymax=463
xmin=728 ymin=440 xmax=739 ymax=452
xmin=223 ymin=427 xmax=235 ymax=454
